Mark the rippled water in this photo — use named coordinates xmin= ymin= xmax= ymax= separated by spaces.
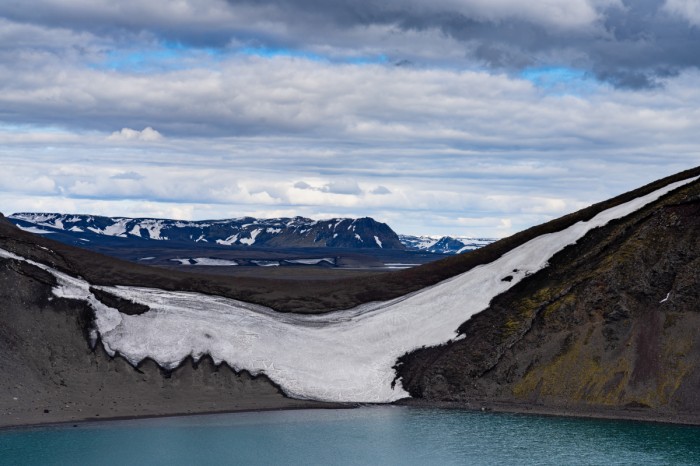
xmin=1 ymin=407 xmax=699 ymax=465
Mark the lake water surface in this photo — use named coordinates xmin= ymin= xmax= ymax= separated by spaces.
xmin=1 ymin=407 xmax=699 ymax=465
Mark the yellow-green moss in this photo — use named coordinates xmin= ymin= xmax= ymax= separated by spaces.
xmin=512 ymin=332 xmax=632 ymax=405
xmin=513 ymin=317 xmax=699 ymax=409
xmin=542 ymin=294 xmax=576 ymax=320
xmin=502 ymin=318 xmax=522 ymax=338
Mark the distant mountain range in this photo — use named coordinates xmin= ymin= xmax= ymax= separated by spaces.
xmin=9 ymin=213 xmax=496 ymax=255
xmin=398 ymin=234 xmax=495 ymax=254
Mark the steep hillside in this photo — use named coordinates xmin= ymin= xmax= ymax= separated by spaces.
xmin=397 ymin=173 xmax=700 ymax=422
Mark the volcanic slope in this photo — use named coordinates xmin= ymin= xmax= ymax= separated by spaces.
xmin=398 ymin=173 xmax=700 ymax=424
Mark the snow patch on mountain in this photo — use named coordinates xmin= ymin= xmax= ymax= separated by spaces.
xmin=285 ymin=258 xmax=334 ymax=265
xmin=374 ymin=236 xmax=383 ymax=248
xmin=399 ymin=234 xmax=496 ymax=254
xmin=216 ymin=234 xmax=239 ymax=246
xmin=170 ymin=258 xmax=193 ymax=265
xmin=103 ymin=219 xmax=129 ymax=237
xmin=239 ymin=229 xmax=261 ymax=246
xmin=169 ymin=257 xmax=240 ymax=266
xmin=251 ymin=260 xmax=279 ymax=267
xmin=16 ymin=225 xmax=54 ymax=235
xmin=193 ymin=258 xmax=239 ymax=266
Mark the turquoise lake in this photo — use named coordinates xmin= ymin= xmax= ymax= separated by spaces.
xmin=1 ymin=407 xmax=699 ymax=465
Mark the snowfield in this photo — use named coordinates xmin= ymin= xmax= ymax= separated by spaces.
xmin=169 ymin=257 xmax=239 ymax=266
xmin=286 ymin=258 xmax=334 ymax=265
xmin=1 ymin=177 xmax=696 ymax=403
xmin=15 ymin=225 xmax=54 ymax=235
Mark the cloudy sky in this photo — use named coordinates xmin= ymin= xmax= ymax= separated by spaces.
xmin=1 ymin=0 xmax=700 ymax=237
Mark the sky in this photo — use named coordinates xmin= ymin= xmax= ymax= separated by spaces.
xmin=1 ymin=0 xmax=700 ymax=237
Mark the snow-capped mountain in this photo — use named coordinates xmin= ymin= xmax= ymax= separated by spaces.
xmin=10 ymin=212 xmax=497 ymax=254
xmin=9 ymin=213 xmax=405 ymax=250
xmin=399 ymin=234 xmax=496 ymax=254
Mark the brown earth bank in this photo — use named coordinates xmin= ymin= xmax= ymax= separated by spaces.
xmin=1 ymin=167 xmax=700 ymax=428
xmin=397 ymin=174 xmax=700 ymax=425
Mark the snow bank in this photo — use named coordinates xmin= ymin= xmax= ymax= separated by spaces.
xmin=193 ymin=258 xmax=238 ymax=266
xmin=286 ymin=258 xmax=334 ymax=265
xmin=16 ymin=225 xmax=54 ymax=234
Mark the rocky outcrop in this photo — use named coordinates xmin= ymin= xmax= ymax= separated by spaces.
xmin=397 ymin=177 xmax=700 ymax=418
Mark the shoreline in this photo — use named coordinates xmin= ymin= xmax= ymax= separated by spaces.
xmin=396 ymin=399 xmax=700 ymax=427
xmin=0 ymin=401 xmax=355 ymax=432
xmin=3 ymin=398 xmax=700 ymax=432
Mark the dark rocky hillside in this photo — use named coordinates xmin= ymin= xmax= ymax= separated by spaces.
xmin=397 ymin=173 xmax=700 ymax=422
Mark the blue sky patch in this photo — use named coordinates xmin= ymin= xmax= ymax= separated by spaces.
xmin=520 ymin=67 xmax=596 ymax=95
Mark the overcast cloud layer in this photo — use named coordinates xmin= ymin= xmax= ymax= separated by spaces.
xmin=1 ymin=0 xmax=699 ymax=236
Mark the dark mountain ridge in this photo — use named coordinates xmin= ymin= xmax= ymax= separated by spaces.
xmin=9 ymin=213 xmax=405 ymax=250
xmin=9 ymin=212 xmax=497 ymax=256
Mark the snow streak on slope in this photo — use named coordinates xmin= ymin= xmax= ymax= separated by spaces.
xmin=1 ymin=177 xmax=696 ymax=403
xmin=15 ymin=225 xmax=54 ymax=235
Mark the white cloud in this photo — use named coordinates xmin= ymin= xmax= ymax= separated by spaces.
xmin=292 ymin=180 xmax=363 ymax=196
xmin=110 ymin=171 xmax=144 ymax=180
xmin=294 ymin=181 xmax=312 ymax=190
xmin=417 ymin=0 xmax=605 ymax=29
xmin=321 ymin=180 xmax=362 ymax=195
xmin=664 ymin=0 xmax=700 ymax=26
xmin=107 ymin=127 xmax=163 ymax=142
xmin=371 ymin=186 xmax=391 ymax=195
